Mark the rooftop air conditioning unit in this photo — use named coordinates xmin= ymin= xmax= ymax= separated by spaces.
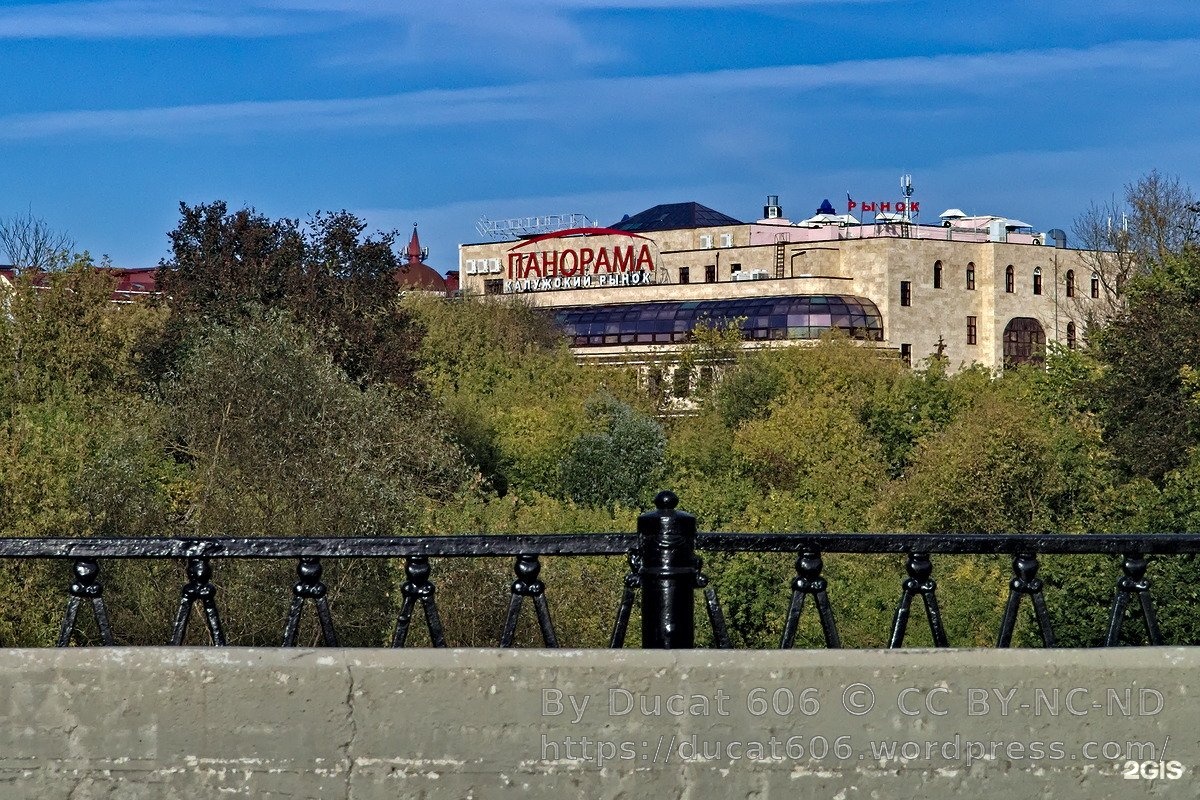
xmin=750 ymin=270 xmax=769 ymax=280
xmin=1031 ymin=236 xmax=1044 ymax=246
xmin=733 ymin=272 xmax=754 ymax=282
xmin=699 ymin=235 xmax=713 ymax=249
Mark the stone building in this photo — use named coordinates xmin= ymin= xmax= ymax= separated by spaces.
xmin=458 ymin=195 xmax=1104 ymax=371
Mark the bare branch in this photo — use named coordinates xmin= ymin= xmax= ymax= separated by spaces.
xmin=1069 ymin=171 xmax=1200 ymax=331
xmin=0 ymin=209 xmax=74 ymax=270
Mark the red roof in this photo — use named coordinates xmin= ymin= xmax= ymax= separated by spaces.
xmin=0 ymin=266 xmax=157 ymax=302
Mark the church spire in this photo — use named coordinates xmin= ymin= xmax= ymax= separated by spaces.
xmin=406 ymin=224 xmax=428 ymax=265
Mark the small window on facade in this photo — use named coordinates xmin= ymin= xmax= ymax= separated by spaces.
xmin=1067 ymin=321 xmax=1076 ymax=350
xmin=679 ymin=266 xmax=690 ymax=284
xmin=1091 ymin=272 xmax=1100 ymax=298
xmin=671 ymin=366 xmax=691 ymax=397
xmin=1065 ymin=269 xmax=1075 ymax=298
xmin=966 ymin=263 xmax=976 ymax=290
xmin=704 ymin=265 xmax=716 ymax=283
xmin=933 ymin=260 xmax=943 ymax=289
xmin=730 ymin=263 xmax=741 ymax=274
xmin=900 ymin=343 xmax=912 ymax=367
xmin=900 ymin=280 xmax=912 ymax=307
xmin=1033 ymin=267 xmax=1043 ymax=296
xmin=483 ymin=279 xmax=503 ymax=295
xmin=1005 ymin=265 xmax=1014 ymax=293
xmin=967 ymin=315 xmax=977 ymax=345
xmin=647 ymin=367 xmax=663 ymax=395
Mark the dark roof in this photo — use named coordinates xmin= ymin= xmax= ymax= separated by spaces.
xmin=609 ymin=202 xmax=742 ymax=233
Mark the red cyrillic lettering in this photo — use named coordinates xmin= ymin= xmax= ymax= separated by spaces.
xmin=612 ymin=246 xmax=634 ymax=273
xmin=635 ymin=244 xmax=654 ymax=271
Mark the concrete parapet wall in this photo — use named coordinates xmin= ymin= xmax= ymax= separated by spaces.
xmin=1 ymin=647 xmax=1195 ymax=799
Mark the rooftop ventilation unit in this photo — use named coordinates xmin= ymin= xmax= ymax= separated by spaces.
xmin=764 ymin=195 xmax=782 ymax=219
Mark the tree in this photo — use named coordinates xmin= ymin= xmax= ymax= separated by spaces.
xmin=870 ymin=380 xmax=1106 ymax=534
xmin=0 ymin=209 xmax=74 ymax=270
xmin=157 ymin=202 xmax=421 ymax=388
xmin=408 ymin=293 xmax=644 ymax=498
xmin=168 ymin=312 xmax=466 ymax=539
xmin=160 ymin=312 xmax=469 ymax=645
xmin=557 ymin=393 xmax=665 ymax=508
xmin=1071 ymin=171 xmax=1200 ymax=328
xmin=0 ymin=257 xmax=178 ymax=646
xmin=0 ymin=255 xmax=166 ymax=408
xmin=1095 ymin=248 xmax=1200 ymax=482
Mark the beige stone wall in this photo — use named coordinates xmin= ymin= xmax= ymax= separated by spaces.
xmin=2 ymin=647 xmax=1193 ymax=799
xmin=459 ymin=228 xmax=1100 ymax=371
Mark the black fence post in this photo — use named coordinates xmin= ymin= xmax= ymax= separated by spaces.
xmin=638 ymin=490 xmax=696 ymax=649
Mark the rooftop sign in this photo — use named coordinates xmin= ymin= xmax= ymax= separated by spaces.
xmin=504 ymin=227 xmax=658 ymax=293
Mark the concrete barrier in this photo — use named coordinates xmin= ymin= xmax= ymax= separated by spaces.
xmin=0 ymin=647 xmax=1195 ymax=798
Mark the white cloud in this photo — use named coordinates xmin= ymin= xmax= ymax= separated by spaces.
xmin=0 ymin=38 xmax=1194 ymax=139
xmin=0 ymin=1 xmax=314 ymax=39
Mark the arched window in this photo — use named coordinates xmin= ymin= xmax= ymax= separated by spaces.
xmin=1033 ymin=267 xmax=1043 ymax=296
xmin=933 ymin=260 xmax=943 ymax=289
xmin=1091 ymin=272 xmax=1100 ymax=298
xmin=1005 ymin=265 xmax=1014 ymax=293
xmin=966 ymin=262 xmax=976 ymax=290
xmin=1065 ymin=269 xmax=1075 ymax=298
xmin=1003 ymin=317 xmax=1046 ymax=368
xmin=1066 ymin=321 xmax=1076 ymax=349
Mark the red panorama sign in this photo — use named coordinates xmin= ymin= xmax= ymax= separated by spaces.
xmin=505 ymin=228 xmax=657 ymax=291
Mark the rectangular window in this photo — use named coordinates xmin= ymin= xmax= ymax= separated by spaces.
xmin=900 ymin=343 xmax=912 ymax=367
xmin=730 ymin=263 xmax=742 ymax=274
xmin=967 ymin=315 xmax=977 ymax=345
xmin=704 ymin=265 xmax=716 ymax=283
xmin=1091 ymin=275 xmax=1100 ymax=298
xmin=900 ymin=281 xmax=912 ymax=307
xmin=483 ymin=279 xmax=503 ymax=295
xmin=679 ymin=266 xmax=690 ymax=284
xmin=671 ymin=366 xmax=691 ymax=397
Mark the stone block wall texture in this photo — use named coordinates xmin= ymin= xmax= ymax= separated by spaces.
xmin=0 ymin=647 xmax=1196 ymax=799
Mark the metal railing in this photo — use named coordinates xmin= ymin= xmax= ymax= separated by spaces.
xmin=13 ymin=492 xmax=1196 ymax=649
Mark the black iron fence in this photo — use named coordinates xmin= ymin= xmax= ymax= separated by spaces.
xmin=13 ymin=492 xmax=1197 ymax=649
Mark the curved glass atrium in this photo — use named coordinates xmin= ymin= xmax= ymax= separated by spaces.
xmin=554 ymin=295 xmax=884 ymax=347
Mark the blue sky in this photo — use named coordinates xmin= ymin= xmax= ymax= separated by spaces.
xmin=1 ymin=0 xmax=1199 ymax=269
